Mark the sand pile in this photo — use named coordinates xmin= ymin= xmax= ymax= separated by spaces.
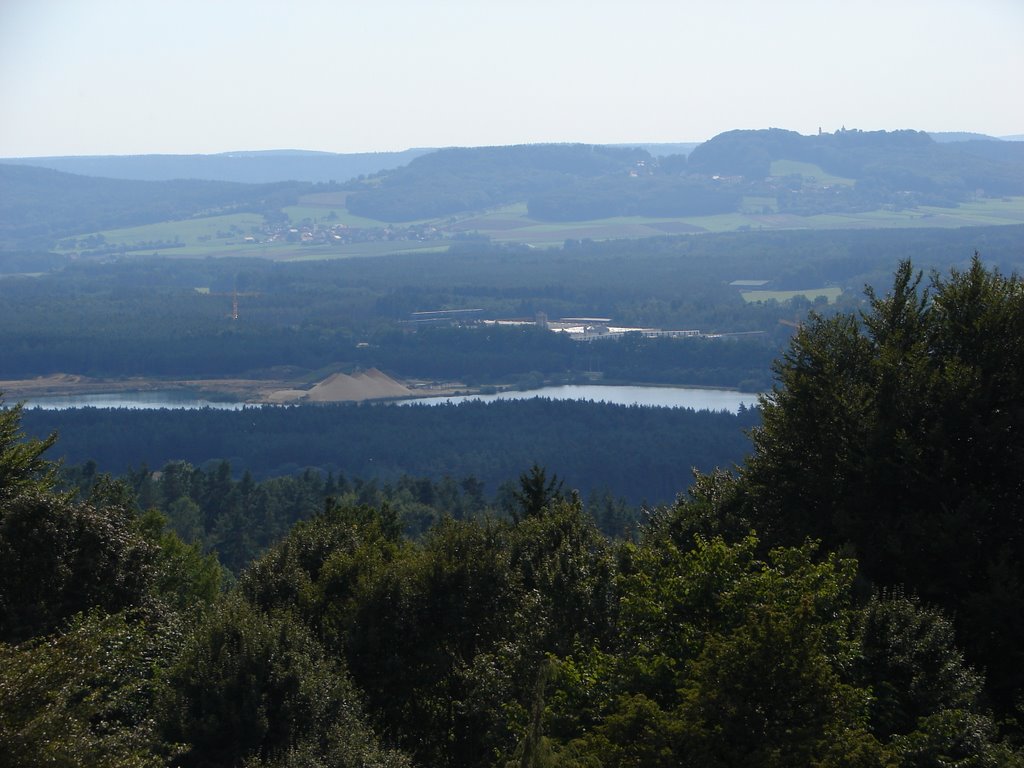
xmin=304 ymin=368 xmax=414 ymax=402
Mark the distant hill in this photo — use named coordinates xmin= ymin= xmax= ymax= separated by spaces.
xmin=345 ymin=143 xmax=740 ymax=222
xmin=687 ymin=128 xmax=1024 ymax=204
xmin=347 ymin=144 xmax=645 ymax=220
xmin=0 ymin=148 xmax=433 ymax=184
xmin=4 ymin=130 xmax=1023 ymax=249
xmin=606 ymin=142 xmax=701 ymax=157
xmin=0 ymin=164 xmax=308 ymax=249
xmin=928 ymin=131 xmax=1000 ymax=143
xmin=343 ymin=130 xmax=1024 ymax=222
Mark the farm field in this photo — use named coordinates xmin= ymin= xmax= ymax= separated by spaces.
xmin=457 ymin=196 xmax=1024 ymax=244
xmin=741 ymin=286 xmax=843 ymax=304
xmin=769 ymin=160 xmax=857 ymax=185
xmin=283 ymin=192 xmax=390 ymax=227
xmin=75 ymin=196 xmax=1024 ymax=260
xmin=76 ymin=212 xmax=266 ymax=249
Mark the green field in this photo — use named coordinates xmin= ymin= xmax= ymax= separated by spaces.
xmin=769 ymin=160 xmax=856 ymax=186
xmin=741 ymin=287 xmax=843 ymax=304
xmin=75 ymin=195 xmax=1024 ymax=261
xmin=284 ymin=193 xmax=387 ymax=227
xmin=88 ymin=213 xmax=266 ymax=249
xmin=457 ymin=197 xmax=1024 ymax=244
xmin=280 ymin=241 xmax=450 ymax=261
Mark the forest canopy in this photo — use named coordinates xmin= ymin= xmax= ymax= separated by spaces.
xmin=1 ymin=257 xmax=1023 ymax=766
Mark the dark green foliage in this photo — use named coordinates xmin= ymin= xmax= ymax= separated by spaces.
xmin=28 ymin=399 xmax=760 ymax=510
xmin=0 ymin=403 xmax=226 ymax=640
xmin=546 ymin=534 xmax=883 ymax=767
xmin=889 ymin=709 xmax=1024 ymax=768
xmin=138 ymin=508 xmax=224 ymax=612
xmin=62 ymin=457 xmax=645 ymax=575
xmin=645 ymin=467 xmax=753 ymax=545
xmin=0 ymin=490 xmax=155 ymax=643
xmin=237 ymin=496 xmax=617 ymax=768
xmin=512 ymin=463 xmax=564 ymax=521
xmin=0 ymin=610 xmax=167 ymax=768
xmin=733 ymin=255 xmax=1024 ymax=711
xmin=855 ymin=590 xmax=985 ymax=740
xmin=159 ymin=595 xmax=407 ymax=768
xmin=0 ymin=399 xmax=59 ymax=505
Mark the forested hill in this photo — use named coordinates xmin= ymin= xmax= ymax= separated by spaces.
xmin=4 ymin=130 xmax=1022 ymax=243
xmin=0 ymin=148 xmax=432 ymax=184
xmin=688 ymin=128 xmax=1024 ymax=197
xmin=345 ymin=143 xmax=731 ymax=222
xmin=0 ymin=164 xmax=308 ymax=249
xmin=345 ymin=143 xmax=675 ymax=221
xmin=344 ymin=129 xmax=1024 ymax=222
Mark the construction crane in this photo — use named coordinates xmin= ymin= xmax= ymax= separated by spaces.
xmin=208 ymin=286 xmax=261 ymax=320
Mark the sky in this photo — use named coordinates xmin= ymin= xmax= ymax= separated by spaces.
xmin=1 ymin=0 xmax=1022 ymax=157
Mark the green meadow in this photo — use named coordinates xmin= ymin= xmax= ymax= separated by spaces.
xmin=87 ymin=213 xmax=266 ymax=248
xmin=769 ymin=160 xmax=857 ymax=186
xmin=741 ymin=286 xmax=843 ymax=304
xmin=79 ymin=196 xmax=1024 ymax=261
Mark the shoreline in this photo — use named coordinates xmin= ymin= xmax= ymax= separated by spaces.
xmin=1 ymin=372 xmax=759 ymax=407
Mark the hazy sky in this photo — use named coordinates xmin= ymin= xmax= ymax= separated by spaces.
xmin=2 ymin=0 xmax=1022 ymax=157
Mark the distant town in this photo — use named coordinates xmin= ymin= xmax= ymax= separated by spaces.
xmin=404 ymin=308 xmax=765 ymax=342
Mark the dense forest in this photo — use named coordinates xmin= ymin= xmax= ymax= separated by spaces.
xmin=58 ymin=457 xmax=647 ymax=575
xmin=4 ymin=225 xmax=1023 ymax=388
xmin=23 ymin=397 xmax=762 ymax=512
xmin=2 ymin=258 xmax=1023 ymax=766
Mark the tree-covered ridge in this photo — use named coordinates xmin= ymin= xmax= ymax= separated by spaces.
xmin=3 ymin=257 xmax=1024 ymax=766
xmin=345 ymin=130 xmax=1024 ymax=222
xmin=345 ymin=142 xmax=736 ymax=222
xmin=3 ymin=129 xmax=1022 ymax=252
xmin=346 ymin=144 xmax=655 ymax=220
xmin=688 ymin=128 xmax=1024 ymax=203
xmin=0 ymin=147 xmax=432 ymax=184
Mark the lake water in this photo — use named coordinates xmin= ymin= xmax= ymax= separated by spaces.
xmin=401 ymin=385 xmax=760 ymax=413
xmin=24 ymin=391 xmax=248 ymax=410
xmin=21 ymin=385 xmax=760 ymax=413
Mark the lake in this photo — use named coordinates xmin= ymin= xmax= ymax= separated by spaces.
xmin=400 ymin=384 xmax=760 ymax=413
xmin=24 ymin=391 xmax=248 ymax=410
xmin=21 ymin=385 xmax=761 ymax=413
